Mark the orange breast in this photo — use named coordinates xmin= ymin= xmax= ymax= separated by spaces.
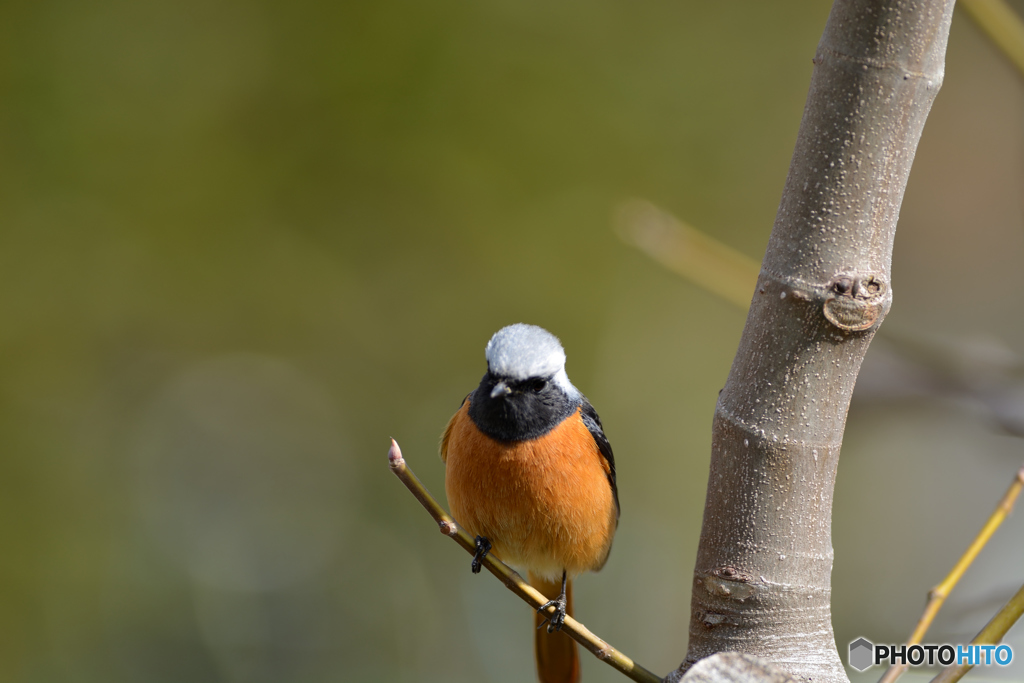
xmin=441 ymin=400 xmax=617 ymax=582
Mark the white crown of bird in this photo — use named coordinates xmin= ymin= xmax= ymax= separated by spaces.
xmin=485 ymin=324 xmax=579 ymax=397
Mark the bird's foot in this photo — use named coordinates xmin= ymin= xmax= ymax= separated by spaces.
xmin=471 ymin=536 xmax=491 ymax=574
xmin=536 ymin=593 xmax=567 ymax=633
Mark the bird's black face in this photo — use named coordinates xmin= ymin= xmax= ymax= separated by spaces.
xmin=468 ymin=370 xmax=580 ymax=442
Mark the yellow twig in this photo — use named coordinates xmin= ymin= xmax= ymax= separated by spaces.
xmin=614 ymin=199 xmax=759 ymax=311
xmin=877 ymin=464 xmax=1024 ymax=683
xmin=387 ymin=439 xmax=662 ymax=683
xmin=929 ymin=580 xmax=1024 ymax=683
xmin=960 ymin=0 xmax=1024 ymax=80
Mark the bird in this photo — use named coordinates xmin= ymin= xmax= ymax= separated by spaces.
xmin=441 ymin=323 xmax=619 ymax=683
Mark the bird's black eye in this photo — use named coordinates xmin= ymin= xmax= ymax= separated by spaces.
xmin=531 ymin=379 xmax=547 ymax=392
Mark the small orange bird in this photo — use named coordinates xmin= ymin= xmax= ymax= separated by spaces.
xmin=441 ymin=323 xmax=620 ymax=683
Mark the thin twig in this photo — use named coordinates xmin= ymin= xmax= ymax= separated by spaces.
xmin=614 ymin=199 xmax=760 ymax=311
xmin=929 ymin=580 xmax=1024 ymax=683
xmin=877 ymin=464 xmax=1024 ymax=683
xmin=387 ymin=438 xmax=662 ymax=683
xmin=960 ymin=0 xmax=1024 ymax=80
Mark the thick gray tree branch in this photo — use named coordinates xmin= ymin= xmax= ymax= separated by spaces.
xmin=681 ymin=653 xmax=798 ymax=683
xmin=672 ymin=3 xmax=956 ymax=682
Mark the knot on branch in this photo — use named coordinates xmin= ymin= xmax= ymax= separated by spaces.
xmin=713 ymin=565 xmax=752 ymax=582
xmin=698 ymin=610 xmax=740 ymax=629
xmin=822 ymin=272 xmax=888 ymax=332
xmin=696 ymin=566 xmax=760 ymax=602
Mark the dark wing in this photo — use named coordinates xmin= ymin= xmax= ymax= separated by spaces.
xmin=579 ymin=397 xmax=620 ymax=520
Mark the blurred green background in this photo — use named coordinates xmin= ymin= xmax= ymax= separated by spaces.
xmin=2 ymin=0 xmax=1023 ymax=681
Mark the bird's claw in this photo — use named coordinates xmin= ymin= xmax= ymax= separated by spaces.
xmin=536 ymin=595 xmax=567 ymax=633
xmin=471 ymin=536 xmax=491 ymax=574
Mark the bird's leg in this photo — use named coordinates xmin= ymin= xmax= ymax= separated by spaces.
xmin=471 ymin=536 xmax=491 ymax=574
xmin=536 ymin=570 xmax=568 ymax=633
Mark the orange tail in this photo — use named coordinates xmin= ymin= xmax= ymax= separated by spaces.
xmin=530 ymin=573 xmax=580 ymax=683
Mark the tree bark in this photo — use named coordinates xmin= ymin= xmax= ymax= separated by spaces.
xmin=672 ymin=2 xmax=955 ymax=682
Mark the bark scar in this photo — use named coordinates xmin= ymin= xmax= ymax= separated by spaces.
xmin=698 ymin=567 xmax=760 ymax=601
xmin=822 ymin=272 xmax=888 ymax=331
xmin=699 ymin=610 xmax=740 ymax=628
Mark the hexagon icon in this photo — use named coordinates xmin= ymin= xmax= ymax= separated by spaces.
xmin=849 ymin=638 xmax=874 ymax=671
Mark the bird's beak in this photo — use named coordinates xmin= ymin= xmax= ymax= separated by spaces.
xmin=490 ymin=381 xmax=511 ymax=398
